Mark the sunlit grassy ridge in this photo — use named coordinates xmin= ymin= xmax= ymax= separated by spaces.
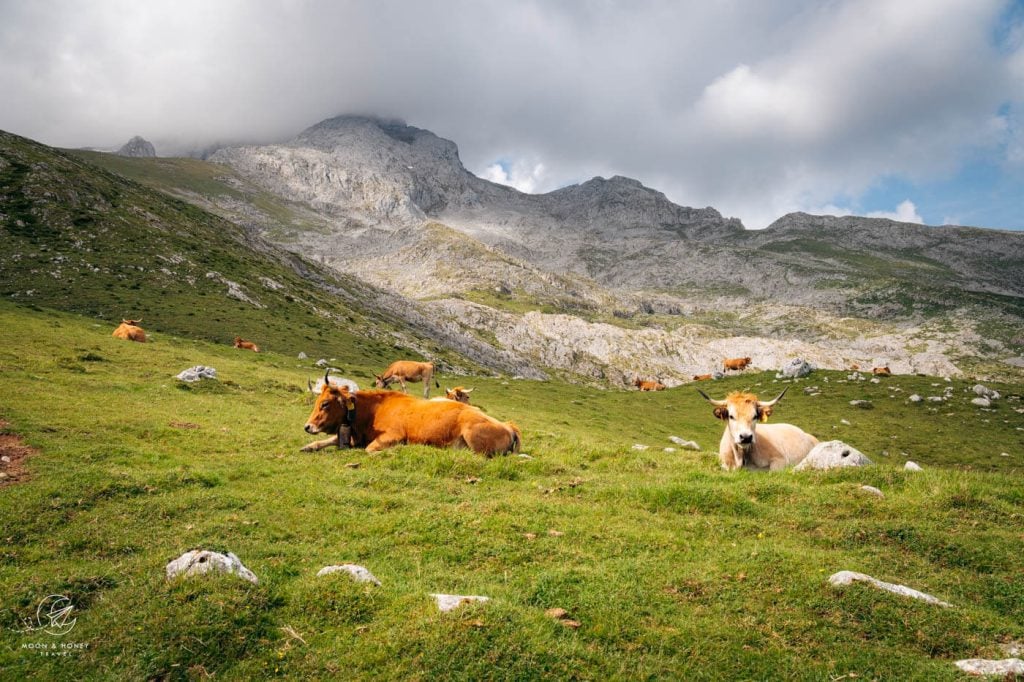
xmin=1 ymin=302 xmax=1022 ymax=680
xmin=0 ymin=131 xmax=463 ymax=371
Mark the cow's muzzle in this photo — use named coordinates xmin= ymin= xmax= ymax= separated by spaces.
xmin=304 ymin=423 xmax=320 ymax=434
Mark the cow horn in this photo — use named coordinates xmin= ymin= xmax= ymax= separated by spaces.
xmin=463 ymin=387 xmax=474 ymax=393
xmin=696 ymin=388 xmax=727 ymax=407
xmin=758 ymin=386 xmax=789 ymax=408
xmin=307 ymin=378 xmax=314 ymax=393
xmin=323 ymin=368 xmax=331 ymax=386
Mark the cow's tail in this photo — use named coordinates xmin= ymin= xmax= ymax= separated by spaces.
xmin=433 ymin=364 xmax=440 ymax=388
xmin=505 ymin=422 xmax=522 ymax=455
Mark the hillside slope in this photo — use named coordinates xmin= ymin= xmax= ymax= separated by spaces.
xmin=0 ymin=303 xmax=1022 ymax=679
xmin=0 ymin=130 xmax=543 ymax=377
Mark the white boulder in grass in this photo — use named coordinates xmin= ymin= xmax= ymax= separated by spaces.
xmin=166 ymin=550 xmax=258 ymax=584
xmin=175 ymin=365 xmax=217 ymax=382
xmin=859 ymin=485 xmax=884 ymax=497
xmin=317 ymin=564 xmax=381 ymax=585
xmin=904 ymin=461 xmax=923 ymax=471
xmin=954 ymin=658 xmax=1024 ymax=676
xmin=430 ymin=593 xmax=490 ymax=612
xmin=793 ymin=441 xmax=872 ymax=471
xmin=828 ymin=571 xmax=951 ymax=607
xmin=311 ymin=375 xmax=359 ymax=393
xmin=668 ymin=436 xmax=700 ymax=450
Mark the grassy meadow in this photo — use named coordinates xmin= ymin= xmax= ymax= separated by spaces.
xmin=1 ymin=301 xmax=1023 ymax=680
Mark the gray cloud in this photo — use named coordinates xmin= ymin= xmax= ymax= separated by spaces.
xmin=1 ymin=0 xmax=1021 ymax=228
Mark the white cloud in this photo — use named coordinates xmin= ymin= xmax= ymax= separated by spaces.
xmin=480 ymin=160 xmax=548 ymax=194
xmin=867 ymin=200 xmax=924 ymax=224
xmin=0 ymin=0 xmax=1020 ymax=229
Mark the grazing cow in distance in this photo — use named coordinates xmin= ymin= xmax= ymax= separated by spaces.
xmin=697 ymin=387 xmax=818 ymax=471
xmin=723 ymin=357 xmax=752 ymax=372
xmin=302 ymin=371 xmax=520 ymax=456
xmin=693 ymin=374 xmax=713 ymax=381
xmin=633 ymin=378 xmax=666 ymax=391
xmin=112 ymin=318 xmax=146 ymax=343
xmin=444 ymin=386 xmax=474 ymax=404
xmin=849 ymin=363 xmax=861 ymax=371
xmin=872 ymin=366 xmax=892 ymax=376
xmin=375 ymin=360 xmax=439 ymax=398
xmin=233 ymin=336 xmax=259 ymax=353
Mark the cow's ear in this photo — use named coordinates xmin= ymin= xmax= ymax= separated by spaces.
xmin=760 ymin=406 xmax=773 ymax=422
xmin=713 ymin=406 xmax=728 ymax=420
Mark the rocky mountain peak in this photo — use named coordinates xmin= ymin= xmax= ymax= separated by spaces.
xmin=116 ymin=136 xmax=156 ymax=158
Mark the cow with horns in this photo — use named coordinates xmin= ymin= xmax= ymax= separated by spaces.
xmin=696 ymin=387 xmax=818 ymax=471
xmin=303 ymin=370 xmax=520 ymax=456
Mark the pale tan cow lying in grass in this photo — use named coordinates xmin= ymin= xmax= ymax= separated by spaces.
xmin=112 ymin=318 xmax=146 ymax=342
xmin=697 ymin=387 xmax=818 ymax=471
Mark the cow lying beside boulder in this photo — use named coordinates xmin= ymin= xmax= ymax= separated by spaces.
xmin=697 ymin=387 xmax=818 ymax=470
xmin=303 ymin=371 xmax=520 ymax=456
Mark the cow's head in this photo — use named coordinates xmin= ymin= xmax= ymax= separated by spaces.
xmin=697 ymin=387 xmax=788 ymax=453
xmin=445 ymin=386 xmax=473 ymax=403
xmin=304 ymin=370 xmax=356 ymax=447
xmin=122 ymin=318 xmax=142 ymax=326
xmin=374 ymin=373 xmax=387 ymax=389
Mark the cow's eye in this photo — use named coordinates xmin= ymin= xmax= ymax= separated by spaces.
xmin=728 ymin=414 xmax=735 ymax=420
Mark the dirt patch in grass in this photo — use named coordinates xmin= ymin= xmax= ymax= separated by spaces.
xmin=0 ymin=419 xmax=37 ymax=486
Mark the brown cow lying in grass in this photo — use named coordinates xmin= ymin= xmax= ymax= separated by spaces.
xmin=233 ymin=336 xmax=259 ymax=352
xmin=633 ymin=378 xmax=666 ymax=391
xmin=375 ymin=360 xmax=440 ymax=398
xmin=303 ymin=372 xmax=520 ymax=456
xmin=697 ymin=387 xmax=818 ymax=471
xmin=872 ymin=366 xmax=892 ymax=376
xmin=443 ymin=387 xmax=474 ymax=404
xmin=112 ymin=319 xmax=146 ymax=342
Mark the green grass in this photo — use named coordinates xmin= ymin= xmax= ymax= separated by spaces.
xmin=1 ymin=302 xmax=1023 ymax=680
xmin=0 ymin=130 xmax=471 ymax=373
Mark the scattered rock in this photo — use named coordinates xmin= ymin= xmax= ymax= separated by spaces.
xmin=859 ymin=485 xmax=884 ymax=497
xmin=0 ymin=472 xmax=8 ymax=480
xmin=849 ymin=400 xmax=873 ymax=409
xmin=828 ymin=570 xmax=951 ymax=607
xmin=909 ymin=394 xmax=922 ymax=403
xmin=971 ymin=397 xmax=992 ymax=408
xmin=312 ymin=375 xmax=359 ymax=393
xmin=315 ymin=358 xmax=328 ymax=367
xmin=545 ymin=607 xmax=569 ymax=619
xmin=973 ymin=384 xmax=1000 ymax=399
xmin=668 ymin=436 xmax=700 ymax=450
xmin=345 ymin=462 xmax=361 ymax=468
xmin=663 ymin=447 xmax=676 ymax=453
xmin=904 ymin=461 xmax=923 ymax=472
xmin=1 ymin=455 xmax=10 ymax=463
xmin=794 ymin=441 xmax=872 ymax=471
xmin=430 ymin=593 xmax=490 ymax=612
xmin=870 ymin=378 xmax=880 ymax=384
xmin=954 ymin=658 xmax=1024 ymax=677
xmin=166 ymin=550 xmax=258 ymax=584
xmin=547 ymin=529 xmax=564 ymax=537
xmin=927 ymin=396 xmax=945 ymax=402
xmin=175 ymin=365 xmax=217 ymax=382
xmin=840 ymin=419 xmax=851 ymax=426
xmin=517 ymin=453 xmax=534 ymax=460
xmin=632 ymin=444 xmax=649 ymax=451
xmin=316 ymin=564 xmax=381 ymax=585
xmin=776 ymin=358 xmax=814 ymax=379
xmin=297 ymin=352 xmax=308 ymax=360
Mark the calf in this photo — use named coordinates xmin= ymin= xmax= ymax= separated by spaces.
xmin=697 ymin=387 xmax=818 ymax=471
xmin=375 ymin=360 xmax=439 ymax=398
